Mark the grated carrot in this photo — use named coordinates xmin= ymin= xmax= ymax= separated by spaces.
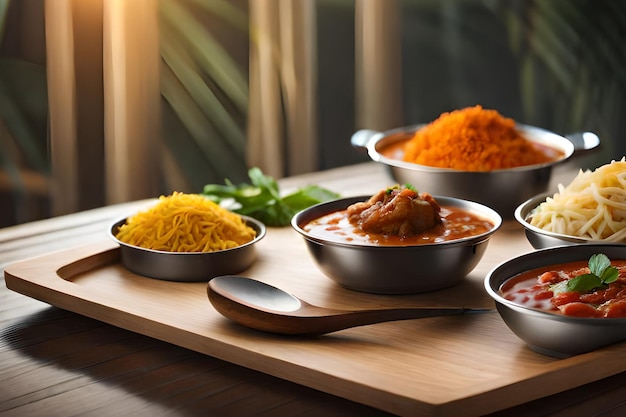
xmin=402 ymin=105 xmax=555 ymax=171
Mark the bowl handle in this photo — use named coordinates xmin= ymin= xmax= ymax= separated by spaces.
xmin=351 ymin=129 xmax=383 ymax=150
xmin=565 ymin=131 xmax=600 ymax=154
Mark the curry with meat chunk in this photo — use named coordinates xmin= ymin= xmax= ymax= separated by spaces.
xmin=302 ymin=185 xmax=495 ymax=246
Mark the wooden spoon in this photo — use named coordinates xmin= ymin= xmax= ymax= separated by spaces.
xmin=207 ymin=275 xmax=492 ymax=335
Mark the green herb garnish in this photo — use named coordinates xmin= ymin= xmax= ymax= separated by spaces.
xmin=551 ymin=253 xmax=619 ymax=295
xmin=385 ymin=184 xmax=416 ymax=194
xmin=202 ymin=167 xmax=340 ymax=227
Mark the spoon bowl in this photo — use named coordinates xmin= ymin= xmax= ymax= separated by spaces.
xmin=207 ymin=275 xmax=492 ymax=335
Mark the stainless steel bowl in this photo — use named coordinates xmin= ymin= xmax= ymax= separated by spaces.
xmin=485 ymin=244 xmax=626 ymax=357
xmin=109 ymin=216 xmax=266 ymax=282
xmin=291 ymin=195 xmax=502 ymax=294
xmin=352 ymin=124 xmax=599 ymax=218
xmin=514 ymin=193 xmax=604 ymax=249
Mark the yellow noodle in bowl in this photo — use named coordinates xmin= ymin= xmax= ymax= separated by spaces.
xmin=109 ymin=192 xmax=266 ymax=281
xmin=116 ymin=192 xmax=257 ymax=252
xmin=529 ymin=159 xmax=626 ymax=241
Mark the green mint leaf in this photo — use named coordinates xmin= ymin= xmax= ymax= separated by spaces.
xmin=281 ymin=186 xmax=341 ymax=212
xmin=297 ymin=185 xmax=341 ymax=202
xmin=567 ymin=273 xmax=603 ymax=292
xmin=247 ymin=200 xmax=294 ymax=227
xmin=565 ymin=254 xmax=620 ymax=293
xmin=202 ymin=167 xmax=340 ymax=227
xmin=248 ymin=167 xmax=281 ymax=199
xmin=601 ymin=266 xmax=619 ymax=284
xmin=203 ymin=182 xmax=272 ymax=212
xmin=202 ymin=183 xmax=240 ymax=197
xmin=589 ymin=253 xmax=611 ymax=277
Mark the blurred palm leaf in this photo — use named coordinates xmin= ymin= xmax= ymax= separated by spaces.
xmin=0 ymin=0 xmax=7 ymax=44
xmin=159 ymin=0 xmax=250 ymax=191
xmin=0 ymin=0 xmax=49 ymax=192
xmin=496 ymin=0 xmax=626 ymax=164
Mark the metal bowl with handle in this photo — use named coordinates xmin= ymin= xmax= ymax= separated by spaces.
xmin=352 ymin=124 xmax=599 ymax=218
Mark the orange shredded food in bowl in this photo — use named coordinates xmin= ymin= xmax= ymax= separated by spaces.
xmin=115 ymin=192 xmax=257 ymax=252
xmin=402 ymin=105 xmax=554 ymax=171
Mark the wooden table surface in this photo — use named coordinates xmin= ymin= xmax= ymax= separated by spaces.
xmin=2 ymin=162 xmax=626 ymax=417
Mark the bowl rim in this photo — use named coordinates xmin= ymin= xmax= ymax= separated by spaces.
xmin=514 ymin=192 xmax=607 ymax=244
xmin=364 ymin=123 xmax=575 ymax=174
xmin=108 ymin=214 xmax=266 ymax=255
xmin=484 ymin=243 xmax=626 ymax=322
xmin=291 ymin=194 xmax=502 ymax=248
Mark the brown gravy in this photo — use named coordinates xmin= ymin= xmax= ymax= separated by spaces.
xmin=302 ymin=206 xmax=495 ymax=246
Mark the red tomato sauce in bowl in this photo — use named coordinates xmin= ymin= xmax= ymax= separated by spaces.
xmin=302 ymin=206 xmax=494 ymax=246
xmin=499 ymin=260 xmax=626 ymax=318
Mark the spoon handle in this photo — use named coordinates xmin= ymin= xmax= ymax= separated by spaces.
xmin=293 ymin=306 xmax=490 ymax=335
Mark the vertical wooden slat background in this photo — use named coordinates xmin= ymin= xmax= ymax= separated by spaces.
xmin=45 ymin=0 xmax=160 ymax=215
xmin=45 ymin=0 xmax=79 ymax=215
xmin=279 ymin=0 xmax=317 ymax=175
xmin=247 ymin=0 xmax=317 ymax=178
xmin=44 ymin=0 xmax=401 ymax=213
xmin=247 ymin=0 xmax=284 ymax=178
xmin=355 ymin=0 xmax=403 ymax=131
xmin=103 ymin=0 xmax=160 ymax=204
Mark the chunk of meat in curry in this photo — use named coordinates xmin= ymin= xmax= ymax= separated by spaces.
xmin=347 ymin=186 xmax=442 ymax=237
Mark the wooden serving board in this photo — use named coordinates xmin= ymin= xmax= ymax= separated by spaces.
xmin=5 ymin=222 xmax=626 ymax=417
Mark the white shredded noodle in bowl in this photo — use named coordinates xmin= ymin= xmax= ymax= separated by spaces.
xmin=529 ymin=158 xmax=626 ymax=242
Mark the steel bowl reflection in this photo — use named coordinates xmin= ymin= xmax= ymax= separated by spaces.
xmin=292 ymin=195 xmax=501 ymax=294
xmin=485 ymin=244 xmax=626 ymax=357
xmin=352 ymin=124 xmax=599 ymax=218
xmin=514 ymin=193 xmax=615 ymax=249
xmin=109 ymin=216 xmax=266 ymax=282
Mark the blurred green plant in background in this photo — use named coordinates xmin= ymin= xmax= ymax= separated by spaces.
xmin=0 ymin=0 xmax=49 ymax=226
xmin=159 ymin=0 xmax=250 ymax=191
xmin=0 ymin=0 xmax=48 ymax=186
xmin=499 ymin=0 xmax=626 ymax=164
